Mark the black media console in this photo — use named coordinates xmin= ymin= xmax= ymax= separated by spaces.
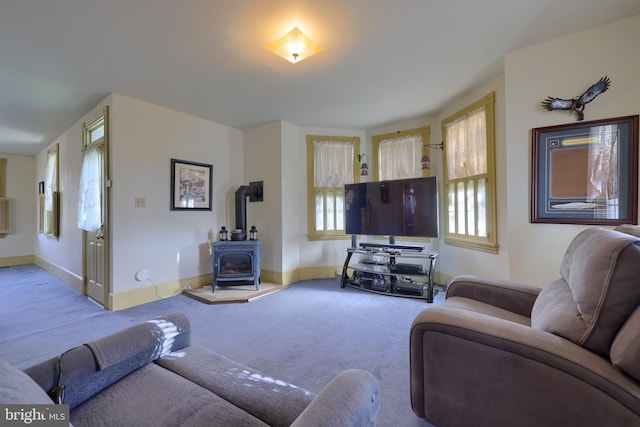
xmin=340 ymin=243 xmax=439 ymax=302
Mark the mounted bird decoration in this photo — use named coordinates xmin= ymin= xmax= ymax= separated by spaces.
xmin=541 ymin=76 xmax=611 ymax=121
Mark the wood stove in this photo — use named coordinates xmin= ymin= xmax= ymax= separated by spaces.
xmin=212 ymin=240 xmax=260 ymax=292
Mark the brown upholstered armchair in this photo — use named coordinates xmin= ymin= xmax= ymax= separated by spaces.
xmin=410 ymin=225 xmax=640 ymax=427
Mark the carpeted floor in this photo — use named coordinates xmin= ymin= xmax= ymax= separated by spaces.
xmin=0 ymin=264 xmax=441 ymax=427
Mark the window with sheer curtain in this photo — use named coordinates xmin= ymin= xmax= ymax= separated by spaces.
xmin=372 ymin=127 xmax=429 ymax=181
xmin=306 ymin=135 xmax=360 ymax=240
xmin=442 ymin=92 xmax=497 ymax=253
xmin=78 ymin=115 xmax=105 ymax=232
xmin=41 ymin=144 xmax=59 ymax=237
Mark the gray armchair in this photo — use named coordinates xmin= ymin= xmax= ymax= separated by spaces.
xmin=410 ymin=225 xmax=640 ymax=427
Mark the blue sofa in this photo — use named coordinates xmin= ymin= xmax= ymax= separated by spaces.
xmin=1 ymin=313 xmax=379 ymax=426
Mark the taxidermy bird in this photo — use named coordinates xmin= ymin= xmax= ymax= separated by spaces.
xmin=541 ymin=76 xmax=611 ymax=121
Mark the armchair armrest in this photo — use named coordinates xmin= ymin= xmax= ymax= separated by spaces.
xmin=410 ymin=306 xmax=640 ymax=426
xmin=446 ymin=275 xmax=541 ymax=317
xmin=291 ymin=369 xmax=379 ymax=427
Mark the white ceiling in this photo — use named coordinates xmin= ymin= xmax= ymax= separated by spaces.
xmin=1 ymin=0 xmax=640 ymax=156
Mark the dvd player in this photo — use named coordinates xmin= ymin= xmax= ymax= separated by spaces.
xmin=389 ymin=263 xmax=423 ymax=274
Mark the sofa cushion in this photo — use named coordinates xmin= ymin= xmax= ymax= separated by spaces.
xmin=71 ymin=362 xmax=269 ymax=427
xmin=611 ymin=306 xmax=640 ymax=382
xmin=531 ymin=227 xmax=640 ymax=356
xmin=0 ymin=358 xmax=54 ymax=404
xmin=156 ymin=346 xmax=314 ymax=427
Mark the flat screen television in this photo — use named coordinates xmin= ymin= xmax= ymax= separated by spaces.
xmin=344 ymin=176 xmax=439 ymax=238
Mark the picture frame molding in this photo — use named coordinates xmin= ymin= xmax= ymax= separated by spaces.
xmin=531 ymin=115 xmax=639 ymax=225
xmin=170 ymin=158 xmax=213 ymax=211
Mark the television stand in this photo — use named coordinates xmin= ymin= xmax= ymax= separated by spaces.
xmin=340 ymin=244 xmax=439 ymax=302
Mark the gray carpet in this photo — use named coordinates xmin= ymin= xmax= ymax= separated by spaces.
xmin=0 ymin=264 xmax=441 ymax=427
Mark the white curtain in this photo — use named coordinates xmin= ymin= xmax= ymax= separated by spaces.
xmin=378 ymin=134 xmax=422 ymax=180
xmin=446 ymin=107 xmax=487 ymax=180
xmin=77 ymin=144 xmax=102 ymax=232
xmin=44 ymin=150 xmax=57 ymax=211
xmin=313 ymin=140 xmax=354 ymax=187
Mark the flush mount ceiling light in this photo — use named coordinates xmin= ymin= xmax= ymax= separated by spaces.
xmin=265 ymin=26 xmax=323 ymax=63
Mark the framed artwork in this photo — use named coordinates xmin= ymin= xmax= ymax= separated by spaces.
xmin=531 ymin=115 xmax=638 ymax=225
xmin=170 ymin=159 xmax=212 ymax=211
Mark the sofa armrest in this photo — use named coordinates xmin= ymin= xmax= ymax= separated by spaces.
xmin=446 ymin=275 xmax=541 ymax=317
xmin=24 ymin=313 xmax=191 ymax=409
xmin=291 ymin=369 xmax=380 ymax=427
xmin=410 ymin=307 xmax=640 ymax=426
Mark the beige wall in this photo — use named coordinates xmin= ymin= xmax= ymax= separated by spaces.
xmin=243 ymin=121 xmax=284 ymax=279
xmin=34 ymin=101 xmax=90 ymax=282
xmin=30 ymin=93 xmax=244 ymax=307
xmin=504 ymin=14 xmax=640 ymax=287
xmin=109 ymin=94 xmax=244 ymax=295
xmin=243 ymin=121 xmax=367 ymax=282
xmin=0 ymin=154 xmax=36 ymax=262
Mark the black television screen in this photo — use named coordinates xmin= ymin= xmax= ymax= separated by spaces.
xmin=344 ymin=176 xmax=439 ymax=238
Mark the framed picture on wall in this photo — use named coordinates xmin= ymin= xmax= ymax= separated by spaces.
xmin=531 ymin=115 xmax=639 ymax=225
xmin=170 ymin=159 xmax=213 ymax=211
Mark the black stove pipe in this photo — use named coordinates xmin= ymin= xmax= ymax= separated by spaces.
xmin=235 ymin=185 xmax=251 ymax=235
xmin=234 ymin=181 xmax=263 ymax=239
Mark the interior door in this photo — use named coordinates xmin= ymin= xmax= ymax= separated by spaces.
xmin=85 ymin=225 xmax=106 ymax=303
xmin=82 ymin=107 xmax=110 ymax=308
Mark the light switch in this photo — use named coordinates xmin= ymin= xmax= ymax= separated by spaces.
xmin=134 ymin=197 xmax=146 ymax=208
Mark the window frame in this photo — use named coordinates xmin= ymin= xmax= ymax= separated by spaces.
xmin=40 ymin=143 xmax=60 ymax=239
xmin=0 ymin=158 xmax=6 ymax=238
xmin=306 ymin=135 xmax=360 ymax=241
xmin=371 ymin=126 xmax=430 ymax=181
xmin=442 ymin=92 xmax=498 ymax=253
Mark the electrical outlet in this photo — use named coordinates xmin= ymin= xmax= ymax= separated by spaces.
xmin=134 ymin=197 xmax=146 ymax=208
xmin=183 ymin=285 xmax=192 ymax=290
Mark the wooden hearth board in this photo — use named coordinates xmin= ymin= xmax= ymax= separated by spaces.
xmin=182 ymin=283 xmax=285 ymax=304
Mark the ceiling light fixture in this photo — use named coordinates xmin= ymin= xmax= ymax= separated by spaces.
xmin=266 ymin=26 xmax=323 ymax=63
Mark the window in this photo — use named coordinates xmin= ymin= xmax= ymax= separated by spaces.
xmin=307 ymin=135 xmax=360 ymax=240
xmin=78 ymin=110 xmax=106 ymax=232
xmin=40 ymin=144 xmax=59 ymax=238
xmin=372 ymin=127 xmax=430 ymax=180
xmin=442 ymin=92 xmax=497 ymax=253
